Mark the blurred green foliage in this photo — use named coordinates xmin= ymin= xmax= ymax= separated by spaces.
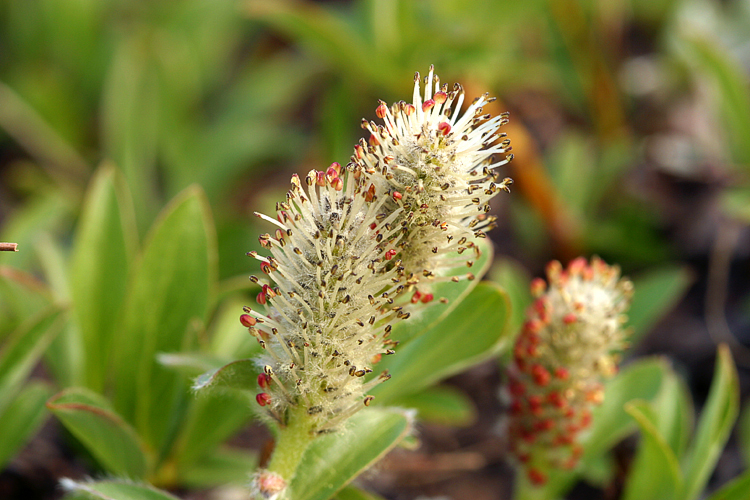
xmin=1 ymin=0 xmax=749 ymax=498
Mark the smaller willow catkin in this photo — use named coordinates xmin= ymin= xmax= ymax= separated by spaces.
xmin=506 ymin=257 xmax=633 ymax=485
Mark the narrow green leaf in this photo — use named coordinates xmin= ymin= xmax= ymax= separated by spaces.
xmin=389 ymin=238 xmax=494 ymax=346
xmin=335 ymin=485 xmax=388 ymax=500
xmin=178 ymin=447 xmax=258 ymax=488
xmin=489 ymin=257 xmax=532 ymax=338
xmin=0 ymin=266 xmax=52 ymax=333
xmin=290 ymin=408 xmax=413 ymax=500
xmin=704 ymin=470 xmax=750 ymax=500
xmin=71 ymin=164 xmax=136 ymax=392
xmin=622 ymin=400 xmax=682 ymax=500
xmin=61 ymin=479 xmax=179 ymax=500
xmin=0 ymin=307 xmax=63 ymax=411
xmin=171 ymin=390 xmax=252 ymax=469
xmin=739 ymin=400 xmax=750 ymax=466
xmin=47 ymin=388 xmax=148 ymax=478
xmin=388 ymin=385 xmax=476 ymax=427
xmin=0 ymin=381 xmax=52 ymax=468
xmin=113 ymin=187 xmax=216 ymax=454
xmin=627 ymin=265 xmax=693 ymax=344
xmin=652 ymin=367 xmax=694 ymax=458
xmin=678 ymin=344 xmax=739 ymax=500
xmin=370 ymin=282 xmax=510 ymax=404
xmin=193 ymin=359 xmax=256 ymax=394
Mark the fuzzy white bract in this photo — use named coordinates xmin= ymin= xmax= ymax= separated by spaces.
xmin=353 ymin=65 xmax=512 ymax=292
xmin=243 ymin=164 xmax=408 ymax=432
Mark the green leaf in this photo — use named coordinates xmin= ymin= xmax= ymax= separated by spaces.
xmin=193 ymin=359 xmax=257 ymax=394
xmin=678 ymin=344 xmax=739 ymax=500
xmin=622 ymin=400 xmax=683 ymax=500
xmin=335 ymin=485 xmax=388 ymax=500
xmin=171 ymin=390 xmax=252 ymax=470
xmin=584 ymin=357 xmax=668 ymax=459
xmin=0 ymin=307 xmax=63 ymax=411
xmin=178 ymin=447 xmax=258 ymax=488
xmin=0 ymin=266 xmax=52 ymax=333
xmin=388 ymin=385 xmax=476 ymax=427
xmin=489 ymin=257 xmax=532 ymax=339
xmin=652 ymin=367 xmax=694 ymax=459
xmin=0 ymin=381 xmax=52 ymax=468
xmin=370 ymin=281 xmax=510 ymax=404
xmin=47 ymin=388 xmax=148 ymax=478
xmin=70 ymin=164 xmax=136 ymax=392
xmin=704 ymin=470 xmax=750 ymax=500
xmin=289 ymin=408 xmax=413 ymax=500
xmin=113 ymin=187 xmax=216 ymax=454
xmin=61 ymin=479 xmax=180 ymax=500
xmin=739 ymin=400 xmax=750 ymax=465
xmin=721 ymin=187 xmax=750 ymax=224
xmin=627 ymin=265 xmax=693 ymax=344
xmin=390 ymin=238 xmax=494 ymax=346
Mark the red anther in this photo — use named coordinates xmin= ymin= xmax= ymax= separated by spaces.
xmin=385 ymin=249 xmax=397 ymax=260
xmin=532 ymin=298 xmax=547 ymax=315
xmin=563 ymin=313 xmax=577 ymax=325
xmin=330 ymin=162 xmax=341 ymax=175
xmin=331 ymin=177 xmax=344 ymax=191
xmin=546 ymin=260 xmax=563 ymax=280
xmin=509 ymin=381 xmax=525 ymax=397
xmin=316 ymin=171 xmax=326 ymax=187
xmin=526 ymin=343 xmax=538 ymax=358
xmin=437 ymin=122 xmax=451 ymax=136
xmin=256 ymin=392 xmax=271 ymax=407
xmin=528 ymin=395 xmax=543 ymax=410
xmin=433 ymin=91 xmax=447 ymax=104
xmin=530 ymin=277 xmax=546 ymax=297
xmin=527 ymin=468 xmax=547 ymax=486
xmin=547 ymin=391 xmax=565 ymax=408
xmin=365 ymin=183 xmax=376 ymax=202
xmin=556 ymin=433 xmax=575 ymax=445
xmin=554 ymin=367 xmax=570 ymax=380
xmin=404 ymin=104 xmax=416 ymax=116
xmin=354 ymin=144 xmax=364 ymax=159
xmin=564 ymin=408 xmax=575 ymax=418
xmin=579 ymin=410 xmax=592 ymax=428
xmin=586 ymin=389 xmax=604 ymax=404
xmin=326 ymin=167 xmax=338 ymax=181
xmin=240 ymin=314 xmax=257 ymax=328
xmin=562 ymin=457 xmax=579 ymax=470
xmin=260 ymin=263 xmax=272 ymax=274
xmin=257 ymin=373 xmax=272 ymax=388
xmin=568 ymin=257 xmax=587 ymax=275
xmin=371 ymin=353 xmax=382 ymax=364
xmin=369 ymin=222 xmax=377 ymax=230
xmin=421 ymin=293 xmax=434 ymax=303
xmin=534 ymin=419 xmax=554 ymax=432
xmin=422 ymin=99 xmax=435 ymax=112
xmin=509 ymin=400 xmax=523 ymax=416
xmin=258 ymin=235 xmax=270 ymax=248
xmin=411 ymin=291 xmax=422 ymax=304
xmin=517 ymin=453 xmax=530 ymax=464
xmin=256 ymin=291 xmax=267 ymax=305
xmin=376 ymin=103 xmax=388 ymax=119
xmin=572 ymin=445 xmax=583 ymax=458
xmin=392 ymin=191 xmax=403 ymax=200
xmin=531 ymin=364 xmax=550 ymax=386
xmin=527 ymin=332 xmax=541 ymax=345
xmin=520 ymin=428 xmax=536 ymax=444
xmin=262 ymin=284 xmax=277 ymax=298
xmin=369 ymin=134 xmax=380 ymax=146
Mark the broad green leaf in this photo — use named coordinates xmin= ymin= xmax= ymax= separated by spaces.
xmin=652 ymin=367 xmax=694 ymax=458
xmin=289 ymin=408 xmax=413 ymax=500
xmin=370 ymin=282 xmax=510 ymax=404
xmin=208 ymin=296 xmax=262 ymax=359
xmin=113 ymin=187 xmax=216 ymax=454
xmin=70 ymin=165 xmax=136 ymax=392
xmin=193 ymin=359 xmax=256 ymax=394
xmin=178 ymin=447 xmax=258 ymax=488
xmin=627 ymin=265 xmax=693 ymax=344
xmin=0 ymin=307 xmax=63 ymax=411
xmin=171 ymin=390 xmax=252 ymax=469
xmin=0 ymin=266 xmax=52 ymax=336
xmin=335 ymin=485 xmax=388 ymax=500
xmin=678 ymin=344 xmax=739 ymax=500
xmin=584 ymin=357 xmax=668 ymax=459
xmin=47 ymin=388 xmax=148 ymax=478
xmin=61 ymin=478 xmax=179 ymax=500
xmin=0 ymin=381 xmax=52 ymax=468
xmin=157 ymin=352 xmax=226 ymax=380
xmin=488 ymin=257 xmax=532 ymax=339
xmin=622 ymin=400 xmax=682 ymax=500
xmin=739 ymin=400 xmax=750 ymax=465
xmin=704 ymin=470 xmax=750 ymax=500
xmin=388 ymin=385 xmax=476 ymax=427
xmin=390 ymin=238 xmax=494 ymax=346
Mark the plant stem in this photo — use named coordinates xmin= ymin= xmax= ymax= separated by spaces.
xmin=267 ymin=405 xmax=316 ymax=483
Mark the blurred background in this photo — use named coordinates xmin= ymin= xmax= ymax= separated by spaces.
xmin=1 ymin=0 xmax=749 ymax=498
